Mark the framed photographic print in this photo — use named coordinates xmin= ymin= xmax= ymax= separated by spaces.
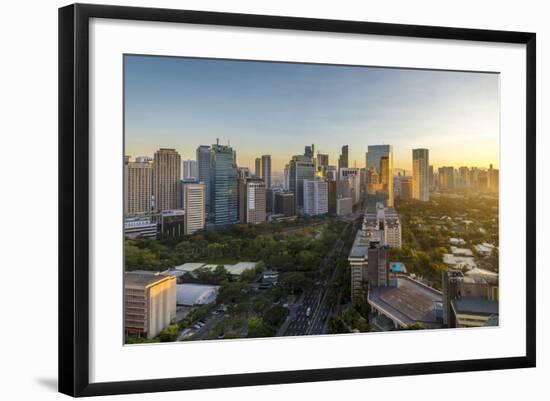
xmin=58 ymin=3 xmax=536 ymax=397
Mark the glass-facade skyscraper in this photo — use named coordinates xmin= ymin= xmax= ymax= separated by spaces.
xmin=210 ymin=143 xmax=238 ymax=226
xmin=366 ymin=144 xmax=394 ymax=207
xmin=196 ymin=145 xmax=211 ymax=211
xmin=289 ymin=154 xmax=315 ymax=213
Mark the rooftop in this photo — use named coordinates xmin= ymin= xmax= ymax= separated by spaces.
xmin=368 ymin=276 xmax=443 ymax=329
xmin=452 ymin=297 xmax=499 ymax=316
xmin=176 ymin=283 xmax=220 ymax=306
xmin=125 ymin=271 xmax=173 ymax=287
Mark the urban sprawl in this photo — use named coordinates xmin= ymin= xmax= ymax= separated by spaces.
xmin=124 ymin=142 xmax=499 ymax=343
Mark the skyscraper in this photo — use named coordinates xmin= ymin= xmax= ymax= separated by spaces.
xmin=304 ymin=144 xmax=315 ymax=159
xmin=261 ymin=155 xmax=272 ymax=188
xmin=283 ymin=164 xmax=290 ymax=190
xmin=303 ymin=179 xmax=328 ymax=216
xmin=254 ymin=157 xmax=262 ymax=178
xmin=238 ymin=177 xmax=266 ymax=224
xmin=183 ymin=182 xmax=205 ymax=234
xmin=338 ymin=145 xmax=349 ymax=169
xmin=210 ymin=142 xmax=238 ymax=226
xmin=274 ymin=192 xmax=295 ymax=217
xmin=289 ymin=155 xmax=315 ymax=213
xmin=182 ymin=159 xmax=198 ymax=180
xmin=153 ymin=148 xmax=181 ymax=212
xmin=438 ymin=166 xmax=455 ymax=190
xmin=196 ymin=145 xmax=211 ymax=210
xmin=124 ymin=160 xmax=153 ymax=215
xmin=366 ymin=145 xmax=394 ymax=207
xmin=317 ymin=153 xmax=329 ymax=169
xmin=412 ymin=148 xmax=429 ymax=201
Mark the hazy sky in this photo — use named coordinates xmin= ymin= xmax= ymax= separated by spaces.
xmin=124 ymin=55 xmax=499 ymax=173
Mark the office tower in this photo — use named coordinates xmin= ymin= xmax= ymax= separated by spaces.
xmin=438 ymin=166 xmax=455 ymax=190
xmin=303 ymin=179 xmax=328 ymax=216
xmin=366 ymin=145 xmax=394 ymax=207
xmin=325 ymin=166 xmax=337 ymax=181
xmin=317 ymin=153 xmax=329 ymax=169
xmin=238 ymin=178 xmax=266 ymax=224
xmin=340 ymin=167 xmax=361 ymax=204
xmin=367 ymin=241 xmax=389 ymax=288
xmin=153 ymin=148 xmax=181 ymax=212
xmin=400 ymin=176 xmax=412 ymax=199
xmin=283 ymin=164 xmax=290 ymax=190
xmin=237 ymin=167 xmax=251 ymax=180
xmin=261 ymin=155 xmax=272 ymax=188
xmin=274 ymin=192 xmax=295 ymax=217
xmin=254 ymin=157 xmax=262 ymax=178
xmin=124 ymin=160 xmax=153 ymax=215
xmin=183 ymin=182 xmax=205 ymax=234
xmin=159 ymin=209 xmax=186 ymax=238
xmin=196 ymin=145 xmax=211 ymax=210
xmin=289 ymin=155 xmax=315 ymax=213
xmin=336 ymin=197 xmax=353 ymax=216
xmin=124 ymin=272 xmax=176 ymax=339
xmin=488 ymin=164 xmax=499 ymax=193
xmin=177 ymin=178 xmax=198 ymax=209
xmin=182 ymin=159 xmax=198 ymax=180
xmin=210 ymin=142 xmax=238 ymax=226
xmin=327 ymin=179 xmax=337 ymax=215
xmin=304 ymin=144 xmax=315 ymax=159
xmin=412 ymin=148 xmax=430 ymax=201
xmin=459 ymin=166 xmax=471 ymax=188
xmin=266 ymin=187 xmax=283 ymax=213
xmin=338 ymin=145 xmax=349 ymax=169
xmin=383 ymin=211 xmax=402 ymax=248
xmin=429 ymin=165 xmax=435 ymax=191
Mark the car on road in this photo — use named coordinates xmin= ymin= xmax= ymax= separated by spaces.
xmin=306 ymin=307 xmax=311 ymax=318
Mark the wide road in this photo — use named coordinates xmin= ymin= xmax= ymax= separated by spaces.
xmin=280 ymin=221 xmax=352 ymax=337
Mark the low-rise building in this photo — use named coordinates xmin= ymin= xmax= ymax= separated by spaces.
xmin=336 ymin=197 xmax=353 ymax=216
xmin=124 ymin=271 xmax=176 ymax=339
xmin=124 ymin=216 xmax=158 ymax=240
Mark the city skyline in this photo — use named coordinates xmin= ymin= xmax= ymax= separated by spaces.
xmin=124 ymin=55 xmax=500 ymax=172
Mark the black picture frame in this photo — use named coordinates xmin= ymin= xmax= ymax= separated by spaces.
xmin=59 ymin=3 xmax=536 ymax=397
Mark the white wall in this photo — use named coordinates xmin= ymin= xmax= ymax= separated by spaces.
xmin=0 ymin=0 xmax=547 ymax=399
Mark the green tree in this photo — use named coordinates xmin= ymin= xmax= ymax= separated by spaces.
xmin=159 ymin=324 xmax=179 ymax=342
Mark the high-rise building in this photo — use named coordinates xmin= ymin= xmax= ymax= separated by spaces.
xmin=327 ymin=179 xmax=337 ymax=215
xmin=317 ymin=153 xmax=329 ymax=169
xmin=459 ymin=166 xmax=471 ymax=188
xmin=428 ymin=165 xmax=435 ymax=191
xmin=488 ymin=164 xmax=499 ymax=193
xmin=124 ymin=160 xmax=153 ymax=215
xmin=124 ymin=272 xmax=176 ymax=339
xmin=182 ymin=159 xmax=198 ymax=180
xmin=283 ymin=164 xmax=290 ymax=190
xmin=303 ymin=179 xmax=328 ymax=216
xmin=153 ymin=148 xmax=181 ymax=212
xmin=238 ymin=178 xmax=266 ymax=224
xmin=338 ymin=145 xmax=349 ymax=169
xmin=412 ymin=148 xmax=429 ymax=201
xmin=237 ymin=167 xmax=251 ymax=180
xmin=196 ymin=145 xmax=211 ymax=210
xmin=274 ymin=192 xmax=295 ymax=217
xmin=304 ymin=144 xmax=315 ymax=159
xmin=266 ymin=187 xmax=283 ymax=213
xmin=366 ymin=145 xmax=394 ymax=207
xmin=400 ymin=176 xmax=412 ymax=199
xmin=336 ymin=197 xmax=353 ymax=216
xmin=438 ymin=166 xmax=455 ymax=190
xmin=289 ymin=155 xmax=315 ymax=213
xmin=339 ymin=167 xmax=361 ymax=205
xmin=261 ymin=155 xmax=272 ymax=188
xmin=183 ymin=182 xmax=205 ymax=234
xmin=254 ymin=158 xmax=262 ymax=178
xmin=210 ymin=142 xmax=238 ymax=226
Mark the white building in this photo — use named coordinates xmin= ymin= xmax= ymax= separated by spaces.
xmin=183 ymin=182 xmax=205 ymax=234
xmin=336 ymin=197 xmax=353 ymax=216
xmin=339 ymin=167 xmax=361 ymax=205
xmin=303 ymin=179 xmax=328 ymax=216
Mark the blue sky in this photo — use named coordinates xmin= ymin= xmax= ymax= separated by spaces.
xmin=124 ymin=55 xmax=499 ymax=173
